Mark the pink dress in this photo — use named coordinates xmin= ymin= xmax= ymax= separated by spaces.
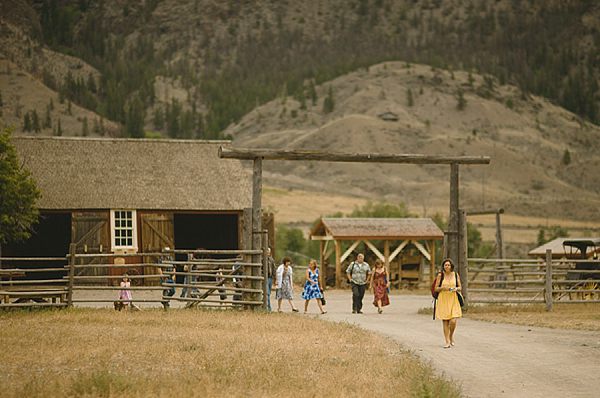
xmin=119 ymin=281 xmax=132 ymax=302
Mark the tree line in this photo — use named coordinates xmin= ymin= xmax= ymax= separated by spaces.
xmin=34 ymin=0 xmax=599 ymax=139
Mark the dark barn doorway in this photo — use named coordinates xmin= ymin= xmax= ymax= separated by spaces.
xmin=173 ymin=213 xmax=239 ymax=283
xmin=2 ymin=212 xmax=71 ymax=280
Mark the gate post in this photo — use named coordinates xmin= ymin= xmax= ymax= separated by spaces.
xmin=67 ymin=243 xmax=76 ymax=307
xmin=251 ymin=157 xmax=263 ymax=309
xmin=545 ymin=249 xmax=553 ymax=312
xmin=459 ymin=209 xmax=468 ymax=308
xmin=262 ymin=230 xmax=269 ymax=310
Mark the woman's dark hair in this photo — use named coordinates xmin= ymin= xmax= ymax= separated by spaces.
xmin=441 ymin=258 xmax=455 ymax=271
xmin=282 ymin=257 xmax=291 ymax=265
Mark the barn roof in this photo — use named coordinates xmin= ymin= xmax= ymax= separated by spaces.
xmin=310 ymin=218 xmax=444 ymax=240
xmin=13 ymin=136 xmax=252 ymax=211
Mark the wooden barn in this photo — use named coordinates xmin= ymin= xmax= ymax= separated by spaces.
xmin=4 ymin=136 xmax=252 ymax=284
xmin=310 ymin=218 xmax=444 ymax=288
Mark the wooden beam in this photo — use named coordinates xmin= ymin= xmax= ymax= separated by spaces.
xmin=219 ymin=147 xmax=491 ymax=165
xmin=411 ymin=240 xmax=430 ymax=261
xmin=364 ymin=240 xmax=385 ymax=262
xmin=310 ymin=235 xmax=335 ymax=241
xmin=335 ymin=240 xmax=342 ymax=288
xmin=341 ymin=240 xmax=361 ymax=262
xmin=389 ymin=240 xmax=409 ymax=262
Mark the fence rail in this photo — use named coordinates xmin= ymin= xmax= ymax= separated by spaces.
xmin=0 ymin=245 xmax=268 ymax=310
xmin=466 ymin=251 xmax=600 ymax=309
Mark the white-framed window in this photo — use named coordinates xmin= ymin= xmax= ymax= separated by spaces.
xmin=110 ymin=210 xmax=137 ymax=250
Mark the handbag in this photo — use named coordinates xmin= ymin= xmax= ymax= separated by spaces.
xmin=320 ymin=289 xmax=326 ymax=306
xmin=457 ymin=291 xmax=464 ymax=307
xmin=455 ymin=273 xmax=464 ymax=307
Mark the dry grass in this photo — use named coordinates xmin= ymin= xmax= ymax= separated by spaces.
xmin=463 ymin=303 xmax=600 ymax=331
xmin=0 ymin=308 xmax=462 ymax=398
xmin=418 ymin=303 xmax=600 ymax=331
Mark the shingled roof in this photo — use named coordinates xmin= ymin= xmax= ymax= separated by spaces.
xmin=310 ymin=218 xmax=444 ymax=240
xmin=13 ymin=137 xmax=251 ymax=211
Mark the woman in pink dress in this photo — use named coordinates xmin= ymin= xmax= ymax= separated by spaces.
xmin=118 ymin=276 xmax=133 ymax=310
xmin=370 ymin=259 xmax=390 ymax=314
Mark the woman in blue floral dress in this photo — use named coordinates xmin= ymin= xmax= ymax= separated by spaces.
xmin=301 ymin=260 xmax=327 ymax=314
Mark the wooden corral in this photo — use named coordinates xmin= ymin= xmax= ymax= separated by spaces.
xmin=310 ymin=218 xmax=444 ymax=288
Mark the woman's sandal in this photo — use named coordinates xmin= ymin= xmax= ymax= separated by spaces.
xmin=443 ymin=345 xmax=451 ymax=349
xmin=378 ymin=308 xmax=383 ymax=314
xmin=321 ymin=310 xmax=327 ymax=314
xmin=292 ymin=308 xmax=299 ymax=312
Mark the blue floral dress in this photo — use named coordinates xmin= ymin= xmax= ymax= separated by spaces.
xmin=301 ymin=269 xmax=323 ymax=300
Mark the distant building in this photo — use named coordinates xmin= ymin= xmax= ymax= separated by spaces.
xmin=378 ymin=112 xmax=399 ymax=121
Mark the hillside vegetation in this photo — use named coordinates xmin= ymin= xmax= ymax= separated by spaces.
xmin=1 ymin=0 xmax=599 ymax=139
xmin=1 ymin=0 xmax=599 ymax=226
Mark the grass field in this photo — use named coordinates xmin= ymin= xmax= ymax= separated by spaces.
xmin=0 ymin=307 xmax=462 ymax=398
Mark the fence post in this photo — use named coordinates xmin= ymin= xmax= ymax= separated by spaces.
xmin=67 ymin=243 xmax=76 ymax=307
xmin=459 ymin=209 xmax=468 ymax=309
xmin=545 ymin=249 xmax=553 ymax=312
xmin=263 ymin=230 xmax=268 ymax=310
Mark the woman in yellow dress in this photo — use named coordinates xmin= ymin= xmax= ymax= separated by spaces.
xmin=434 ymin=258 xmax=462 ymax=348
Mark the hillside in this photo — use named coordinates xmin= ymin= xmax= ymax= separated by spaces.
xmin=226 ymin=61 xmax=600 ymax=224
xmin=0 ymin=0 xmax=599 ymax=235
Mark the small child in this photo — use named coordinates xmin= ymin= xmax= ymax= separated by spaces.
xmin=118 ymin=276 xmax=133 ymax=310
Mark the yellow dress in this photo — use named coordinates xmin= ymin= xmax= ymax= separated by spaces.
xmin=435 ymin=272 xmax=462 ymax=320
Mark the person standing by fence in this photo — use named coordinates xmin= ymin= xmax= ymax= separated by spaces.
xmin=434 ymin=258 xmax=462 ymax=348
xmin=370 ymin=259 xmax=390 ymax=314
xmin=346 ymin=254 xmax=372 ymax=314
xmin=276 ymin=257 xmax=299 ymax=313
xmin=301 ymin=259 xmax=326 ymax=314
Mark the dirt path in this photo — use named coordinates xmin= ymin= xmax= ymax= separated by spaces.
xmin=308 ymin=292 xmax=600 ymax=398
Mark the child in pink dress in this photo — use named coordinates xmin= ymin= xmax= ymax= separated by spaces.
xmin=118 ymin=276 xmax=133 ymax=310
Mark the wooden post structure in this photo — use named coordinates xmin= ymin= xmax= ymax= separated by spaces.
xmin=545 ymin=249 xmax=553 ymax=312
xmin=242 ymin=208 xmax=252 ymax=306
xmin=67 ymin=243 xmax=76 ymax=307
xmin=262 ymin=230 xmax=269 ymax=310
xmin=429 ymin=240 xmax=436 ymax=285
xmin=319 ymin=240 xmax=325 ymax=286
xmin=218 ymin=148 xmax=490 ymax=292
xmin=335 ymin=240 xmax=342 ymax=288
xmin=447 ymin=163 xmax=460 ymax=267
xmin=459 ymin=209 xmax=468 ymax=308
xmin=251 ymin=158 xmax=263 ymax=309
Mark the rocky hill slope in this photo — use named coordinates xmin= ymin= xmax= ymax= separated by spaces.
xmin=225 ymin=61 xmax=600 ymax=222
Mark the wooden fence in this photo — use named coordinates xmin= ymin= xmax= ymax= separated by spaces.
xmin=0 ymin=244 xmax=267 ymax=310
xmin=466 ymin=250 xmax=600 ymax=310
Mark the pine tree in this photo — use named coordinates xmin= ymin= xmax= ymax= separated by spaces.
xmin=23 ymin=113 xmax=32 ymax=132
xmin=56 ymin=118 xmax=62 ymax=136
xmin=407 ymin=88 xmax=414 ymax=107
xmin=562 ymin=149 xmax=571 ymax=165
xmin=67 ymin=101 xmax=72 ymax=115
xmin=322 ymin=85 xmax=335 ymax=114
xmin=0 ymin=125 xmax=41 ymax=244
xmin=44 ymin=104 xmax=52 ymax=129
xmin=0 ymin=90 xmax=3 ymax=107
xmin=31 ymin=110 xmax=41 ymax=133
xmin=82 ymin=117 xmax=89 ymax=136
xmin=457 ymin=88 xmax=467 ymax=110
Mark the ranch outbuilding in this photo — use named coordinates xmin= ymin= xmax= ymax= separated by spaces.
xmin=4 ymin=136 xmax=253 ymax=283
